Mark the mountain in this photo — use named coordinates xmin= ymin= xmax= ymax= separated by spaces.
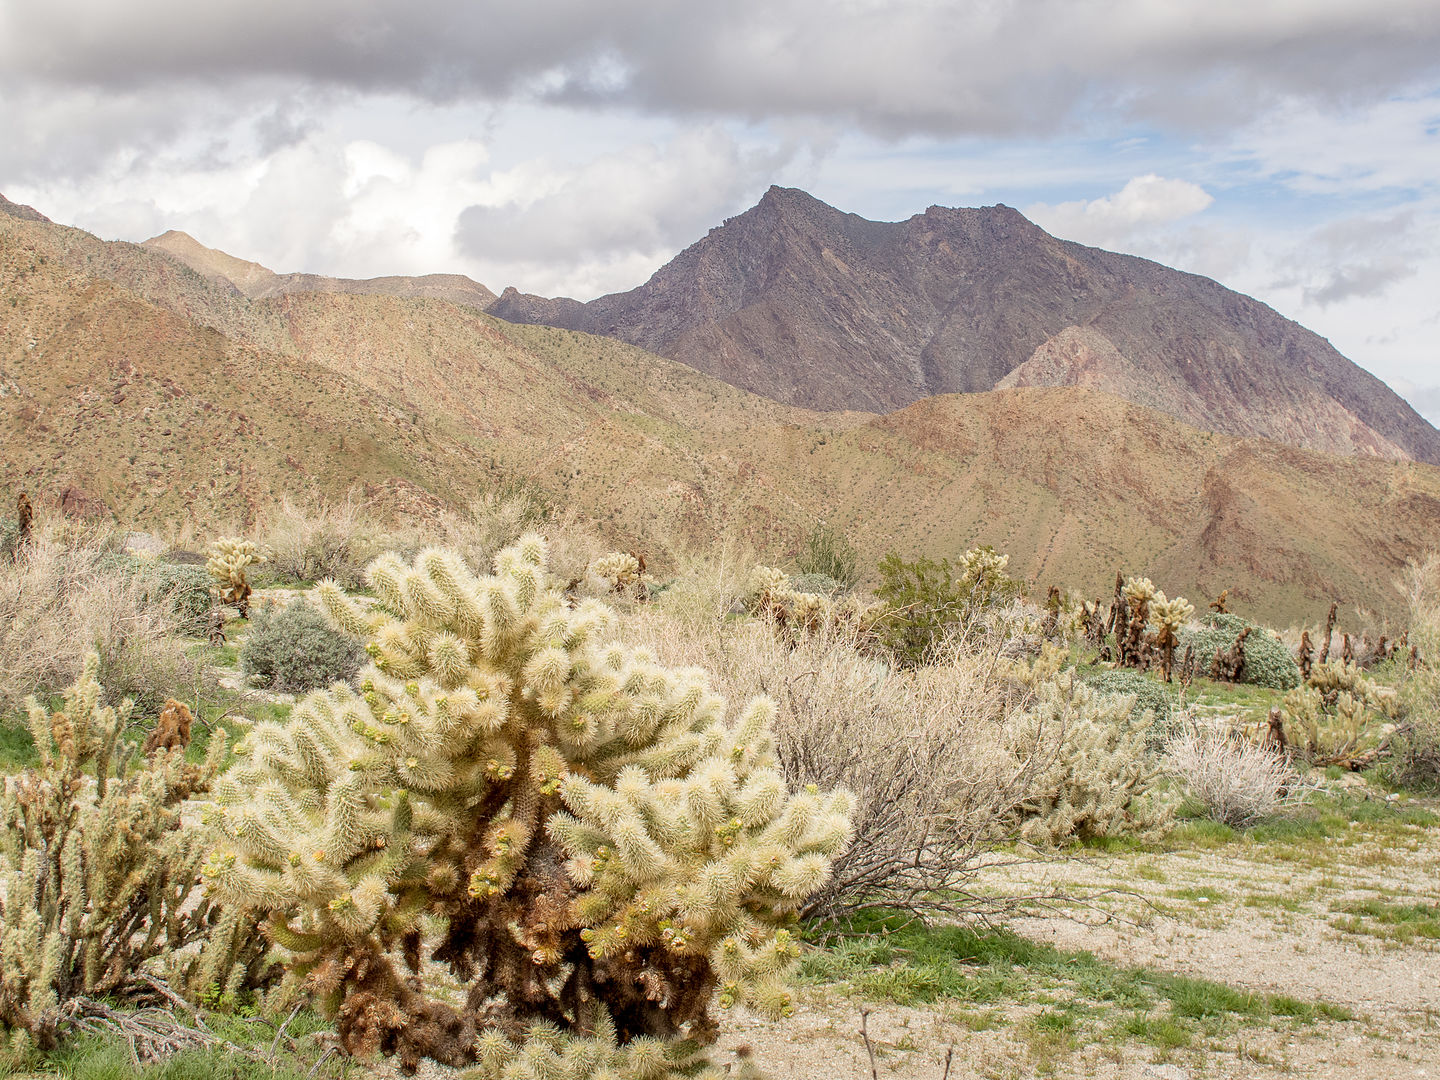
xmin=4 ymin=198 xmax=1440 ymax=622
xmin=488 ymin=186 xmax=1440 ymax=466
xmin=143 ymin=230 xmax=498 ymax=311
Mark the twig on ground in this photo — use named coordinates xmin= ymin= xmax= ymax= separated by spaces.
xmin=270 ymin=1001 xmax=305 ymax=1059
xmin=860 ymin=1009 xmax=879 ymax=1080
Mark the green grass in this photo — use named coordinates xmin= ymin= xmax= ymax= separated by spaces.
xmin=799 ymin=914 xmax=1352 ymax=1052
xmin=14 ymin=1010 xmax=341 ymax=1080
xmin=0 ymin=714 xmax=38 ymax=770
xmin=1330 ymin=898 xmax=1440 ymax=943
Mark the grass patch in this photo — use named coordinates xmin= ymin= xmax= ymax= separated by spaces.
xmin=26 ymin=1009 xmax=341 ymax=1080
xmin=800 ymin=914 xmax=1349 ymax=1051
xmin=0 ymin=713 xmax=38 ymax=771
xmin=1330 ymin=898 xmax=1440 ymax=943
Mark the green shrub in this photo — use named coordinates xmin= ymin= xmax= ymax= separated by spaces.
xmin=1181 ymin=613 xmax=1301 ymax=690
xmin=1079 ymin=667 xmax=1179 ymax=747
xmin=796 ymin=521 xmax=860 ymax=590
xmin=875 ymin=547 xmax=1023 ymax=666
xmin=239 ymin=597 xmax=364 ymax=693
xmin=789 ymin=571 xmax=843 ymax=596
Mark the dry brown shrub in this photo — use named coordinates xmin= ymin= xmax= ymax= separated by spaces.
xmin=0 ymin=531 xmax=203 ymax=714
xmin=622 ymin=593 xmax=1048 ymax=921
xmin=257 ymin=494 xmax=389 ymax=589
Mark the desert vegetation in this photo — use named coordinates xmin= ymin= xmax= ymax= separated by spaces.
xmin=1 ymin=489 xmax=1437 ymax=1080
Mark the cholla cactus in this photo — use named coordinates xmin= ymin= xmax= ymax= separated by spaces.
xmin=1006 ymin=675 xmax=1171 ymax=847
xmin=1148 ymin=593 xmax=1195 ymax=683
xmin=0 ymin=656 xmax=252 ymax=1057
xmin=958 ymin=547 xmax=1010 ymax=595
xmin=745 ymin=566 xmax=880 ymax=643
xmin=1117 ymin=577 xmax=1157 ymax=669
xmin=204 ymin=535 xmax=852 ymax=1074
xmin=208 ymin=537 xmax=265 ymax=618
xmin=1283 ymin=660 xmax=1398 ymax=768
xmin=585 ymin=551 xmax=648 ymax=600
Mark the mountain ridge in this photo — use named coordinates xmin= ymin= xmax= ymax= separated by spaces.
xmin=488 ymin=186 xmax=1440 ymax=466
xmin=142 ymin=229 xmax=499 ymax=311
xmin=4 ymin=205 xmax=1440 ymax=621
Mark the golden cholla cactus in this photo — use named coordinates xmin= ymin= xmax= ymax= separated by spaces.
xmin=584 ymin=551 xmax=649 ymax=600
xmin=204 ymin=535 xmax=852 ymax=1074
xmin=1148 ymin=593 xmax=1195 ymax=682
xmin=207 ymin=537 xmax=265 ymax=618
xmin=0 ymin=656 xmax=260 ymax=1057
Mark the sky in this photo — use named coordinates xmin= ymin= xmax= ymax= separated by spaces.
xmin=2 ymin=0 xmax=1438 ymax=424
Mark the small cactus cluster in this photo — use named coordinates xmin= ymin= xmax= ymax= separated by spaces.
xmin=745 ymin=565 xmax=880 ymax=641
xmin=207 ymin=537 xmax=265 ymax=618
xmin=584 ymin=551 xmax=650 ymax=601
xmin=203 ymin=535 xmax=852 ymax=1074
xmin=0 ymin=656 xmax=262 ymax=1059
xmin=1282 ymin=660 xmax=1398 ymax=769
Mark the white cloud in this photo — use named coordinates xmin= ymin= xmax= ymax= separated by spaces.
xmin=1025 ymin=175 xmax=1215 ymax=249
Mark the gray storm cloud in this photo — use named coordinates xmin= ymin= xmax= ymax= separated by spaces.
xmin=4 ymin=0 xmax=1440 ymax=138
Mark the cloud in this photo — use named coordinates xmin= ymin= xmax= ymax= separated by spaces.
xmin=455 ymin=127 xmax=792 ymax=292
xmin=1391 ymin=380 xmax=1440 ymax=426
xmin=1025 ymin=175 xmax=1214 ymax=248
xmin=1266 ymin=211 xmax=1425 ymax=307
xmin=3 ymin=0 xmax=1439 ymax=140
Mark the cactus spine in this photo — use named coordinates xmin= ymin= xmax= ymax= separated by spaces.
xmin=205 ymin=535 xmax=852 ymax=1074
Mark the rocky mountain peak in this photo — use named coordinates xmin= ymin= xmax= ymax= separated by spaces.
xmin=485 ymin=188 xmax=1440 ymax=466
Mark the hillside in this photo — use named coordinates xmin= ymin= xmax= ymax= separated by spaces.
xmin=488 ymin=186 xmax=1440 ymax=466
xmin=143 ymin=229 xmax=498 ymax=310
xmin=3 ymin=202 xmax=1440 ymax=622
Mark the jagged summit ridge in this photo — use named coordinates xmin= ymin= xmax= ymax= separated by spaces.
xmin=487 ymin=188 xmax=1440 ymax=466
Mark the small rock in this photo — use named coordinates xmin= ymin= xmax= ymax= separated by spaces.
xmin=1141 ymin=1066 xmax=1189 ymax=1080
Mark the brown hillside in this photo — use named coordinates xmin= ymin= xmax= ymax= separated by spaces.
xmin=488 ymin=186 xmax=1440 ymax=467
xmin=4 ymin=209 xmax=1439 ymax=624
xmin=143 ymin=230 xmax=498 ymax=310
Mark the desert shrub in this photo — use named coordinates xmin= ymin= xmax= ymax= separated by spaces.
xmin=1166 ymin=728 xmax=1303 ymax=828
xmin=0 ymin=657 xmax=261 ymax=1059
xmin=687 ymin=621 xmax=1037 ymax=921
xmin=434 ymin=486 xmax=606 ymax=585
xmin=0 ymin=517 xmax=19 ymax=562
xmin=204 ymin=536 xmax=850 ymax=1074
xmin=875 ymin=546 xmax=1023 ymax=666
xmin=1079 ymin=667 xmax=1179 ymax=746
xmin=1395 ymin=553 xmax=1440 ymax=785
xmin=258 ymin=496 xmax=389 ymax=590
xmin=1181 ymin=612 xmax=1301 ymax=690
xmin=788 ymin=571 xmax=843 ymax=596
xmin=99 ymin=553 xmax=213 ymax=634
xmin=794 ymin=521 xmax=859 ymax=591
xmin=239 ymin=597 xmax=365 ymax=693
xmin=0 ymin=535 xmax=204 ymax=714
xmin=1006 ymin=675 xmax=1172 ymax=847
